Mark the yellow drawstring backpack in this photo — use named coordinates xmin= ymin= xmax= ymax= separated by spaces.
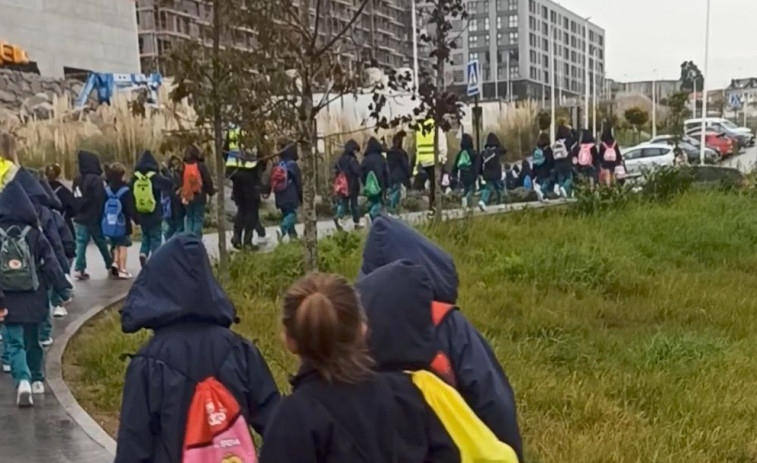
xmin=409 ymin=370 xmax=519 ymax=463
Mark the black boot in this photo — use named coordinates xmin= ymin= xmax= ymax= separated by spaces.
xmin=231 ymin=227 xmax=243 ymax=250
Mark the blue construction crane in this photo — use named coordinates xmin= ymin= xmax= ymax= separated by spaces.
xmin=75 ymin=73 xmax=163 ymax=108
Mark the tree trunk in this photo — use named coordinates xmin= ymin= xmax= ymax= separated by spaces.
xmin=432 ymin=9 xmax=444 ymax=221
xmin=299 ymin=0 xmax=318 ymax=271
xmin=212 ymin=0 xmax=229 ymax=280
xmin=299 ymin=115 xmax=318 ymax=272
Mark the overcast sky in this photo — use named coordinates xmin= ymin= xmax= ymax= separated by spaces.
xmin=560 ymin=0 xmax=757 ymax=87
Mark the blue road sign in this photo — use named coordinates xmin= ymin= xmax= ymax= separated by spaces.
xmin=728 ymin=93 xmax=743 ymax=110
xmin=467 ymin=59 xmax=480 ymax=97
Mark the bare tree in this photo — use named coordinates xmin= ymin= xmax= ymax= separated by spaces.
xmin=370 ymin=0 xmax=468 ymax=220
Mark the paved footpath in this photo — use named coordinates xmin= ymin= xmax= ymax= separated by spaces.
xmin=0 ymin=201 xmax=553 ymax=462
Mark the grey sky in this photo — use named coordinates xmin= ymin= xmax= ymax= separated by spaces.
xmin=561 ymin=0 xmax=757 ymax=87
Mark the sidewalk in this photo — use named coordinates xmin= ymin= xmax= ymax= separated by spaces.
xmin=0 ymin=200 xmax=558 ymax=462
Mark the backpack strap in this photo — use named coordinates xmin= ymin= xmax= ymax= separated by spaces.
xmin=19 ymin=225 xmax=31 ymax=239
xmin=115 ymin=186 xmax=130 ymax=198
xmin=105 ymin=186 xmax=115 ymax=198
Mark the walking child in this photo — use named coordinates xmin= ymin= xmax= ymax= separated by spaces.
xmin=599 ymin=126 xmax=623 ymax=186
xmin=271 ymin=142 xmax=302 ymax=243
xmin=532 ymin=132 xmax=555 ymax=199
xmin=132 ymin=150 xmax=172 ymax=265
xmin=576 ymin=129 xmax=599 ymax=185
xmin=115 ymin=235 xmax=280 ymax=462
xmin=478 ymin=133 xmax=506 ymax=211
xmin=360 ymin=137 xmax=389 ymax=220
xmin=333 ymin=139 xmax=363 ymax=230
xmin=0 ymin=181 xmax=71 ymax=407
xmin=72 ymin=151 xmax=113 ymax=281
xmin=180 ymin=146 xmax=215 ymax=237
xmin=162 ymin=155 xmax=185 ymax=240
xmin=451 ymin=134 xmax=479 ymax=208
xmin=386 ymin=131 xmax=411 ymax=214
xmin=260 ymin=272 xmax=459 ymax=463
xmin=45 ymin=163 xmax=76 ymax=237
xmin=104 ymin=163 xmax=137 ymax=279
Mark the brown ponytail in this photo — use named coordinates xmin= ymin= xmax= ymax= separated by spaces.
xmin=283 ymin=273 xmax=374 ymax=383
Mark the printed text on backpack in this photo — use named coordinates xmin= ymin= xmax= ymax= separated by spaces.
xmin=183 ymin=377 xmax=257 ymax=463
xmin=102 ymin=186 xmax=129 ymax=239
xmin=134 ymin=172 xmax=157 ymax=214
xmin=0 ymin=226 xmax=39 ymax=292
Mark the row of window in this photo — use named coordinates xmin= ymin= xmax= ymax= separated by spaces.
xmin=527 ymin=33 xmax=604 ymax=61
xmin=469 ymin=31 xmax=519 ymax=47
xmin=469 ymin=0 xmax=519 ymax=14
xmin=469 ymin=14 xmax=518 ymax=31
xmin=527 ymin=0 xmax=604 ymax=45
xmin=452 ymin=65 xmax=520 ymax=83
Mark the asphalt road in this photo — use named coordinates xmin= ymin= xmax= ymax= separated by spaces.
xmin=723 ymin=145 xmax=757 ymax=172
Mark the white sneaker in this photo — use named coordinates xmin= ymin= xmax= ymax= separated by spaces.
xmin=462 ymin=197 xmax=468 ymax=208
xmin=17 ymin=380 xmax=33 ymax=407
xmin=2 ymin=364 xmax=10 ymax=373
xmin=40 ymin=338 xmax=54 ymax=348
xmin=478 ymin=201 xmax=487 ymax=212
xmin=53 ymin=306 xmax=68 ymax=318
xmin=32 ymin=381 xmax=45 ymax=394
xmin=559 ymin=186 xmax=567 ymax=198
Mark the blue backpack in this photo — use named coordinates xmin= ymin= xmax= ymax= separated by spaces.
xmin=160 ymin=191 xmax=172 ymax=220
xmin=102 ymin=186 xmax=129 ymax=239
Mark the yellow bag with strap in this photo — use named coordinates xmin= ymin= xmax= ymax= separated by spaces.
xmin=409 ymin=370 xmax=519 ymax=463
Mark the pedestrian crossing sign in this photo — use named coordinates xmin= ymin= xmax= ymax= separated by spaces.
xmin=467 ymin=60 xmax=480 ymax=97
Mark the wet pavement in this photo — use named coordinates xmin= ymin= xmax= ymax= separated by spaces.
xmin=0 ymin=202 xmax=557 ymax=462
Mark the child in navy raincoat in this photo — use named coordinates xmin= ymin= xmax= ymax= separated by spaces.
xmin=131 ymin=150 xmax=172 ymax=265
xmin=0 ymin=181 xmax=71 ymax=407
xmin=359 ymin=215 xmax=524 ymax=461
xmin=115 ymin=235 xmax=280 ymax=463
xmin=260 ymin=272 xmax=459 ymax=463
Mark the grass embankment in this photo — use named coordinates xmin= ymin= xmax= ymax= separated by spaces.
xmin=66 ymin=190 xmax=757 ymax=462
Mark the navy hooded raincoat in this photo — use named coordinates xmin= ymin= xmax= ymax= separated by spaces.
xmin=0 ymin=181 xmax=70 ymax=324
xmin=360 ymin=216 xmax=524 ymax=460
xmin=132 ymin=150 xmax=173 ymax=227
xmin=115 ymin=235 xmax=280 ymax=463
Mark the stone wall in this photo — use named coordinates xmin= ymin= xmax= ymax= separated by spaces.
xmin=0 ymin=69 xmax=83 ymax=122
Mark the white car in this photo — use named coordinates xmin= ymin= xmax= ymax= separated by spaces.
xmin=684 ymin=117 xmax=754 ymax=145
xmin=622 ymin=143 xmax=676 ymax=177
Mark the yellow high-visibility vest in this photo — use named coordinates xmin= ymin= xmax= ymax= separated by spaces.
xmin=228 ymin=128 xmax=241 ymax=152
xmin=225 ymin=154 xmax=257 ymax=170
xmin=0 ymin=159 xmax=13 ymax=190
xmin=415 ymin=119 xmax=435 ymax=174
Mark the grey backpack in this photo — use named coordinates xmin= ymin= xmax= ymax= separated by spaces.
xmin=0 ymin=226 xmax=39 ymax=292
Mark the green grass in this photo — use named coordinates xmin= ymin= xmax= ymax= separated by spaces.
xmin=65 ymin=190 xmax=757 ymax=462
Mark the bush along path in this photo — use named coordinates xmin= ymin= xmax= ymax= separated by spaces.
xmin=0 ymin=199 xmax=561 ymax=462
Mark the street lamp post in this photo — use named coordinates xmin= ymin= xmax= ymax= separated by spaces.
xmin=584 ymin=17 xmax=591 ymax=129
xmin=550 ymin=24 xmax=556 ymax=143
xmin=411 ymin=0 xmax=419 ymax=94
xmin=699 ymin=0 xmax=711 ymax=165
xmin=652 ymin=69 xmax=657 ymax=138
xmin=592 ymin=47 xmax=597 ymax=138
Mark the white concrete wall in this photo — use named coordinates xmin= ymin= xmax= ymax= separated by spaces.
xmin=0 ymin=0 xmax=140 ymax=77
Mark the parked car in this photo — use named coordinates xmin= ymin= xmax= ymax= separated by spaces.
xmin=686 ymin=128 xmax=736 ymax=156
xmin=684 ymin=117 xmax=754 ymax=146
xmin=648 ymin=135 xmax=719 ymax=164
xmin=622 ymin=143 xmax=676 ymax=177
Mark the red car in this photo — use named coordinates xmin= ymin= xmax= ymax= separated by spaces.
xmin=688 ymin=130 xmax=734 ymax=157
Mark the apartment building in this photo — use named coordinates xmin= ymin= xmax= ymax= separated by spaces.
xmin=446 ymin=0 xmax=605 ymax=102
xmin=136 ymin=0 xmax=411 ymax=74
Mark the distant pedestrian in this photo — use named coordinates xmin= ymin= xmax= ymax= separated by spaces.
xmin=180 ymin=145 xmax=215 ymax=237
xmin=554 ymin=125 xmax=575 ymax=197
xmin=227 ymin=149 xmax=268 ymax=249
xmin=576 ymin=129 xmax=599 ymax=185
xmin=452 ymin=133 xmax=479 ymax=208
xmin=162 ymin=155 xmax=185 ymax=241
xmin=115 ymin=235 xmax=280 ymax=463
xmin=271 ymin=141 xmax=302 ymax=242
xmin=105 ymin=163 xmax=137 ymax=279
xmin=333 ymin=139 xmax=362 ymax=230
xmin=532 ymin=132 xmax=555 ymax=199
xmin=478 ymin=133 xmax=506 ymax=211
xmin=361 ymin=137 xmax=389 ymax=220
xmin=0 ymin=182 xmax=70 ymax=407
xmin=72 ymin=151 xmax=113 ymax=281
xmin=386 ymin=131 xmax=411 ymax=214
xmin=132 ymin=151 xmax=172 ymax=266
xmin=598 ymin=126 xmax=623 ymax=186
xmin=45 ymin=163 xmax=76 ymax=237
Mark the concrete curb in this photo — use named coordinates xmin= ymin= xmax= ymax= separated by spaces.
xmin=47 ymin=197 xmax=569 ymax=457
xmin=46 ymin=293 xmax=126 ymax=456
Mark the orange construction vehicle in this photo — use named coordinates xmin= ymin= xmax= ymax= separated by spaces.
xmin=0 ymin=41 xmax=28 ymax=66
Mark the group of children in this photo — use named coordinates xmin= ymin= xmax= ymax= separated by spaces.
xmin=114 ymin=215 xmax=523 ymax=463
xmin=0 ymin=133 xmax=220 ymax=406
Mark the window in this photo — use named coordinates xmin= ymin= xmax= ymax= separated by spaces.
xmin=531 ymin=66 xmax=538 ymax=79
xmin=624 ymin=149 xmax=642 ymax=160
xmin=469 ymin=35 xmax=479 ymax=47
xmin=454 ymin=70 xmax=465 ymax=83
xmin=509 ymin=0 xmax=517 ymax=9
xmin=511 ymin=65 xmax=520 ymax=78
xmin=542 ymin=21 xmax=548 ymax=34
xmin=508 ymin=15 xmax=518 ymax=28
xmin=497 ymin=0 xmax=506 ymax=10
xmin=564 ymin=32 xmax=569 ymax=43
xmin=529 ymin=16 xmax=537 ymax=29
xmin=470 ymin=19 xmax=478 ymax=31
xmin=564 ymin=17 xmax=569 ymax=29
xmin=642 ymin=148 xmax=668 ymax=158
xmin=529 ymin=0 xmax=536 ymax=14
xmin=508 ymin=31 xmax=518 ymax=44
xmin=541 ymin=5 xmax=548 ymax=18
xmin=497 ymin=32 xmax=504 ymax=45
xmin=470 ymin=52 xmax=479 ymax=61
xmin=484 ymin=18 xmax=490 ymax=30
xmin=550 ymin=11 xmax=557 ymax=23
xmin=543 ymin=38 xmax=548 ymax=51
xmin=452 ymin=53 xmax=463 ymax=65
xmin=530 ymin=50 xmax=537 ymax=62
xmin=497 ymin=16 xmax=502 ymax=30
xmin=571 ymin=36 xmax=577 ymax=47
xmin=529 ymin=33 xmax=537 ymax=47
xmin=542 ymin=54 xmax=548 ymax=67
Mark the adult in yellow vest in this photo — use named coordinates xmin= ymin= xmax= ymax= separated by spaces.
xmin=225 ymin=133 xmax=268 ymax=249
xmin=224 ymin=126 xmax=258 ymax=170
xmin=0 ymin=132 xmax=20 ymax=191
xmin=413 ymin=119 xmax=447 ymax=211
